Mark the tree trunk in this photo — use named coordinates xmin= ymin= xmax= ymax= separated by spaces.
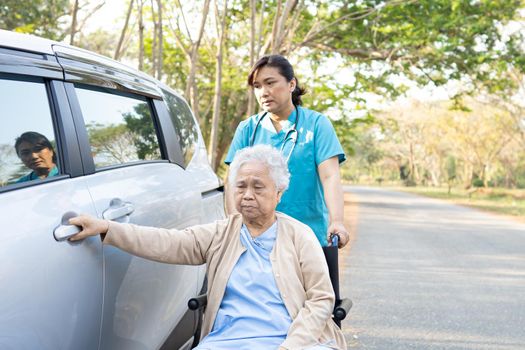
xmin=138 ymin=0 xmax=145 ymax=71
xmin=114 ymin=0 xmax=134 ymax=60
xmin=208 ymin=0 xmax=229 ymax=170
xmin=246 ymin=0 xmax=257 ymax=117
xmin=151 ymin=0 xmax=158 ymax=77
xmin=157 ymin=0 xmax=163 ymax=80
xmin=408 ymin=142 xmax=418 ymax=184
xmin=273 ymin=0 xmax=296 ymax=53
xmin=185 ymin=0 xmax=211 ymax=123
xmin=270 ymin=0 xmax=282 ymax=54
xmin=463 ymin=162 xmax=473 ymax=188
xmin=70 ymin=0 xmax=79 ymax=45
xmin=256 ymin=0 xmax=266 ymax=56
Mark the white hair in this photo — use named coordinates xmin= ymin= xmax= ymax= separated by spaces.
xmin=229 ymin=145 xmax=290 ymax=192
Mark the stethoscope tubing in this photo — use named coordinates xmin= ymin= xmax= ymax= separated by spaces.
xmin=249 ymin=106 xmax=300 ymax=163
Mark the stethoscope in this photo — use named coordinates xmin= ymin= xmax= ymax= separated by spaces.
xmin=249 ymin=106 xmax=300 ymax=163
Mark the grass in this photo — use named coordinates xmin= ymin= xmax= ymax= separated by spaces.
xmin=391 ymin=186 xmax=525 ymax=219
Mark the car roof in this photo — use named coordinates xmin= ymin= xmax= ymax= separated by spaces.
xmin=1 ymin=30 xmax=182 ymax=97
xmin=0 ymin=30 xmax=189 ymax=105
xmin=0 ymin=29 xmax=56 ymax=55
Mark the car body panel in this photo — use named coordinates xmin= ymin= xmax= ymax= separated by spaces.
xmin=83 ymin=163 xmax=202 ymax=350
xmin=0 ymin=178 xmax=103 ymax=350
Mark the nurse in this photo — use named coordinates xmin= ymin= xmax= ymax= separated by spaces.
xmin=225 ymin=55 xmax=349 ymax=247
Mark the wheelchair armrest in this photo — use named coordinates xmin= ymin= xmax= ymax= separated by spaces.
xmin=333 ymin=298 xmax=353 ymax=322
xmin=188 ymin=293 xmax=208 ymax=311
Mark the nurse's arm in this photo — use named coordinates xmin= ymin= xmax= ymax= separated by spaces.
xmin=318 ymin=156 xmax=349 ymax=247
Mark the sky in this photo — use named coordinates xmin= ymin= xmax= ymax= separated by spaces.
xmin=83 ymin=1 xmax=126 ymax=34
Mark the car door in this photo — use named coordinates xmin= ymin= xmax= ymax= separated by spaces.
xmin=65 ymin=83 xmax=203 ymax=350
xmin=0 ymin=64 xmax=103 ymax=349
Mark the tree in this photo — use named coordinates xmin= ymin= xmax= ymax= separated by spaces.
xmin=124 ymin=103 xmax=162 ymax=160
xmin=138 ymin=0 xmax=145 ymax=71
xmin=167 ymin=0 xmax=212 ymax=123
xmin=9 ymin=0 xmax=523 ymax=175
xmin=0 ymin=0 xmax=70 ymax=40
xmin=68 ymin=0 xmax=105 ymax=45
xmin=114 ymin=0 xmax=135 ymax=60
xmin=86 ymin=123 xmax=138 ymax=165
xmin=358 ymin=97 xmax=522 ymax=188
xmin=445 ymin=156 xmax=456 ymax=194
xmin=208 ymin=0 xmax=230 ymax=169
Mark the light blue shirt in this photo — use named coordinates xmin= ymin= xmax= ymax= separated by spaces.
xmin=195 ymin=222 xmax=292 ymax=350
xmin=225 ymin=106 xmax=345 ymax=246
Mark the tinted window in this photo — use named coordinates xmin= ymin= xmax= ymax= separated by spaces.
xmin=162 ymin=90 xmax=198 ymax=166
xmin=0 ymin=78 xmax=60 ymax=186
xmin=75 ymin=87 xmax=162 ymax=168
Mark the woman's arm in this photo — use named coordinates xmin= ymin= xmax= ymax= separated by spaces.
xmin=69 ymin=215 xmax=218 ymax=265
xmin=280 ymin=232 xmax=335 ymax=349
xmin=318 ymin=156 xmax=349 ymax=247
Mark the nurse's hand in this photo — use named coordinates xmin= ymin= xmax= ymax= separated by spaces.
xmin=327 ymin=222 xmax=349 ymax=248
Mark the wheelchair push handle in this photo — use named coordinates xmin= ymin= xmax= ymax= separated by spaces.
xmin=329 ymin=233 xmax=340 ymax=247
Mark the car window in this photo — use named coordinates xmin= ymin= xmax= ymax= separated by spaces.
xmin=161 ymin=89 xmax=198 ymax=166
xmin=75 ymin=86 xmax=162 ymax=168
xmin=0 ymin=77 xmax=60 ymax=187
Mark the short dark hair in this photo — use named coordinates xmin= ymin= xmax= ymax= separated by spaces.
xmin=248 ymin=55 xmax=306 ymax=106
xmin=15 ymin=131 xmax=57 ymax=163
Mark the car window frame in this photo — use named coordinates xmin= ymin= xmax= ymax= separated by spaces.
xmin=0 ymin=73 xmax=76 ymax=194
xmin=160 ymin=89 xmax=200 ymax=168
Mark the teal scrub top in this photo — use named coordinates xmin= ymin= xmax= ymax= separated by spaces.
xmin=225 ymin=106 xmax=345 ymax=246
xmin=16 ymin=166 xmax=59 ymax=183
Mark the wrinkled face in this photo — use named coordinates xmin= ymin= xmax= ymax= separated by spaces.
xmin=252 ymin=66 xmax=295 ymax=115
xmin=17 ymin=141 xmax=55 ymax=174
xmin=234 ymin=160 xmax=282 ymax=221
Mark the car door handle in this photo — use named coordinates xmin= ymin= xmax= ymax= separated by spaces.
xmin=102 ymin=198 xmax=134 ymax=222
xmin=54 ymin=211 xmax=81 ymax=241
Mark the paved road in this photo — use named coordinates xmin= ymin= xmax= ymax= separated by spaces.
xmin=339 ymin=186 xmax=525 ymax=350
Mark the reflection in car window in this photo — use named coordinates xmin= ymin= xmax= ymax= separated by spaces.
xmin=0 ymin=78 xmax=59 ymax=187
xmin=162 ymin=89 xmax=198 ymax=166
xmin=75 ymin=87 xmax=162 ymax=168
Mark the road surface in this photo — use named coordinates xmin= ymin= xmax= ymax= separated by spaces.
xmin=340 ymin=186 xmax=525 ymax=349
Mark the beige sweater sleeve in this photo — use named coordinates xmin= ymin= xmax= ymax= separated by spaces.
xmin=280 ymin=233 xmax=336 ymax=349
xmin=103 ymin=220 xmax=221 ymax=265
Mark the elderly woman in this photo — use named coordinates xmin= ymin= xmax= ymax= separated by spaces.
xmin=69 ymin=144 xmax=346 ymax=350
xmin=14 ymin=131 xmax=58 ymax=182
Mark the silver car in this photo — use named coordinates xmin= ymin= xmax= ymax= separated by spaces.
xmin=0 ymin=29 xmax=224 ymax=350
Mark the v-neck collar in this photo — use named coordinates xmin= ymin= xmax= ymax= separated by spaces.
xmin=261 ymin=107 xmax=298 ymax=135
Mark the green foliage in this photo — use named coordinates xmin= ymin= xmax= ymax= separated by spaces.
xmin=86 ymin=122 xmax=136 ymax=165
xmin=123 ymin=104 xmax=161 ymax=160
xmin=0 ymin=0 xmax=69 ymax=40
xmin=445 ymin=156 xmax=456 ymax=181
xmin=75 ymin=29 xmax=119 ymax=58
xmin=310 ymin=0 xmax=525 ymax=98
xmin=7 ymin=0 xmax=523 ymax=177
xmin=472 ymin=178 xmax=484 ymax=188
xmin=86 ymin=104 xmax=160 ymax=165
xmin=399 ymin=186 xmax=525 ymax=218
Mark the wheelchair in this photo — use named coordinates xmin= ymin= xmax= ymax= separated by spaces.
xmin=188 ymin=234 xmax=352 ymax=341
